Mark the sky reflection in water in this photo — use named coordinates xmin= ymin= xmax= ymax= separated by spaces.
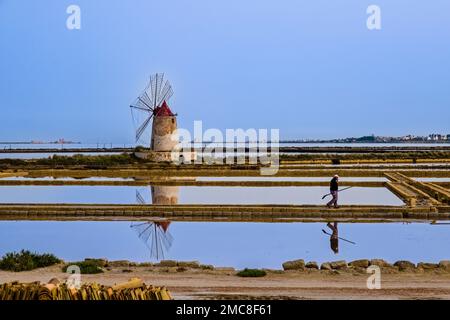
xmin=0 ymin=221 xmax=448 ymax=269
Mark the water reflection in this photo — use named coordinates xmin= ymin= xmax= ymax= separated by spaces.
xmin=0 ymin=186 xmax=403 ymax=205
xmin=322 ymin=222 xmax=356 ymax=255
xmin=151 ymin=186 xmax=179 ymax=205
xmin=0 ymin=221 xmax=449 ymax=269
xmin=326 ymin=222 xmax=339 ymax=254
xmin=130 ymin=221 xmax=173 ymax=260
xmin=131 ymin=186 xmax=179 ymax=260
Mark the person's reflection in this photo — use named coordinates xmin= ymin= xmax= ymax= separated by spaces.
xmin=327 ymin=222 xmax=339 ymax=254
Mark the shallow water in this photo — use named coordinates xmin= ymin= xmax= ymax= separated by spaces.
xmin=0 ymin=143 xmax=132 ymax=149
xmin=0 ymin=221 xmax=448 ymax=269
xmin=282 ymin=163 xmax=450 ymax=167
xmin=196 ymin=177 xmax=388 ymax=182
xmin=1 ymin=143 xmax=449 ymax=149
xmin=0 ymin=186 xmax=403 ymax=205
xmin=0 ymin=152 xmax=122 ymax=159
xmin=0 ymin=176 xmax=135 ymax=181
xmin=1 ymin=141 xmax=448 ymax=160
xmin=415 ymin=178 xmax=450 ymax=182
xmin=277 ymin=143 xmax=450 ymax=147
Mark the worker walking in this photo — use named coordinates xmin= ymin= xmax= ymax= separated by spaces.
xmin=327 ymin=174 xmax=339 ymax=208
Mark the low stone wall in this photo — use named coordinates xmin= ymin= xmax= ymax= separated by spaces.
xmin=0 ymin=203 xmax=448 ymax=221
xmin=17 ymin=257 xmax=448 ymax=275
xmin=2 ymin=167 xmax=450 ymax=179
xmin=0 ymin=179 xmax=385 ymax=187
xmin=282 ymin=258 xmax=450 ymax=273
xmin=135 ymin=151 xmax=196 ymax=163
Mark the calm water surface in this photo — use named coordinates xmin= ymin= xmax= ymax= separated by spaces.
xmin=197 ymin=177 xmax=388 ymax=182
xmin=0 ymin=221 xmax=448 ymax=269
xmin=0 ymin=186 xmax=403 ymax=205
xmin=0 ymin=152 xmax=122 ymax=159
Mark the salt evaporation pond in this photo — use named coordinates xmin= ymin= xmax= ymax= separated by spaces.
xmin=0 ymin=221 xmax=448 ymax=269
xmin=0 ymin=186 xmax=403 ymax=205
xmin=196 ymin=177 xmax=388 ymax=182
xmin=0 ymin=143 xmax=129 ymax=148
xmin=0 ymin=152 xmax=123 ymax=159
xmin=415 ymin=178 xmax=450 ymax=182
xmin=0 ymin=176 xmax=135 ymax=181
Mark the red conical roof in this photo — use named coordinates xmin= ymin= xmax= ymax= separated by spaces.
xmin=154 ymin=101 xmax=174 ymax=117
xmin=156 ymin=221 xmax=171 ymax=232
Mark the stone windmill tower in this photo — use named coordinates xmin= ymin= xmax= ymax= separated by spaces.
xmin=130 ymin=73 xmax=179 ymax=161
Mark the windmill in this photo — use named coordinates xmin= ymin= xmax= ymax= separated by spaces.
xmin=130 ymin=73 xmax=178 ymax=151
xmin=131 ymin=189 xmax=174 ymax=260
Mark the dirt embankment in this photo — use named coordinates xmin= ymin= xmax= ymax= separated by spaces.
xmin=1 ymin=264 xmax=450 ymax=300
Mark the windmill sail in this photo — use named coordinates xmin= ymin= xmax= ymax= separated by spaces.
xmin=136 ymin=190 xmax=146 ymax=205
xmin=156 ymin=82 xmax=174 ymax=107
xmin=135 ymin=114 xmax=153 ymax=141
xmin=131 ymin=221 xmax=173 ymax=260
xmin=130 ymin=73 xmax=173 ymax=144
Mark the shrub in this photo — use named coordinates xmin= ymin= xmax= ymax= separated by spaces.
xmin=62 ymin=260 xmax=104 ymax=274
xmin=134 ymin=145 xmax=148 ymax=152
xmin=279 ymin=151 xmax=450 ymax=162
xmin=331 ymin=159 xmax=341 ymax=165
xmin=0 ymin=250 xmax=61 ymax=272
xmin=236 ymin=268 xmax=267 ymax=277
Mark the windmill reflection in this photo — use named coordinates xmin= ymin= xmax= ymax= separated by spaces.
xmin=131 ymin=220 xmax=173 ymax=260
xmin=131 ymin=186 xmax=179 ymax=260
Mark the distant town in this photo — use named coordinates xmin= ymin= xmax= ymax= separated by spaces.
xmin=1 ymin=134 xmax=450 ymax=146
xmin=283 ymin=133 xmax=450 ymax=143
xmin=0 ymin=139 xmax=80 ymax=145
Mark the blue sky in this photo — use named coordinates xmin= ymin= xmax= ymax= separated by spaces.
xmin=0 ymin=0 xmax=449 ymax=143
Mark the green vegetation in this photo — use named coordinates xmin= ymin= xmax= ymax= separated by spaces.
xmin=134 ymin=145 xmax=149 ymax=152
xmin=62 ymin=259 xmax=105 ymax=274
xmin=354 ymin=136 xmax=376 ymax=142
xmin=236 ymin=268 xmax=267 ymax=277
xmin=0 ymin=250 xmax=61 ymax=272
xmin=42 ymin=153 xmax=137 ymax=166
xmin=280 ymin=151 xmax=450 ymax=162
xmin=0 ymin=150 xmax=448 ymax=170
xmin=0 ymin=153 xmax=141 ymax=169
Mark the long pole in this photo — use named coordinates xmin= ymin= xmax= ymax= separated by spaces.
xmin=322 ymin=186 xmax=353 ymax=199
xmin=321 ymin=230 xmax=356 ymax=244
